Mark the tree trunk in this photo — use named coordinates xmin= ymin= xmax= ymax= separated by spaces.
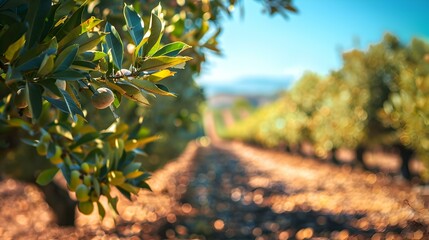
xmin=40 ymin=181 xmax=76 ymax=226
xmin=331 ymin=147 xmax=340 ymax=165
xmin=355 ymin=145 xmax=368 ymax=170
xmin=285 ymin=144 xmax=291 ymax=153
xmin=397 ymin=144 xmax=413 ymax=180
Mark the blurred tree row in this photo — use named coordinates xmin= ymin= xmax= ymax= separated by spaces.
xmin=227 ymin=34 xmax=429 ymax=180
xmin=0 ymin=0 xmax=297 ymax=225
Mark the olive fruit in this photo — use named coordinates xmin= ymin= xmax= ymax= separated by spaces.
xmin=14 ymin=88 xmax=28 ymax=109
xmin=83 ymin=175 xmax=92 ymax=187
xmin=56 ymin=80 xmax=66 ymax=90
xmin=91 ymin=87 xmax=114 ymax=109
xmin=81 ymin=162 xmax=91 ymax=174
xmin=40 ymin=132 xmax=52 ymax=143
xmin=75 ymin=184 xmax=90 ymax=202
xmin=78 ymin=201 xmax=94 ymax=215
xmin=116 ymin=69 xmax=132 ymax=77
xmin=36 ymin=142 xmax=48 ymax=156
xmin=69 ymin=170 xmax=82 ymax=191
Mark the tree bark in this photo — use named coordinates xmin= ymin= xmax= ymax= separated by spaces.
xmin=331 ymin=147 xmax=340 ymax=165
xmin=355 ymin=145 xmax=368 ymax=170
xmin=397 ymin=144 xmax=413 ymax=180
xmin=40 ymin=181 xmax=76 ymax=226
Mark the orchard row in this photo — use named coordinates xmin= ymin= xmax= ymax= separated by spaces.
xmin=227 ymin=34 xmax=429 ymax=180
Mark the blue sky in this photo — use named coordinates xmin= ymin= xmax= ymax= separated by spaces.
xmin=197 ymin=0 xmax=429 ymax=95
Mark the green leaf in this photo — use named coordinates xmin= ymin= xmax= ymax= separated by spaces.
xmin=138 ymin=181 xmax=152 ymax=191
xmin=92 ymin=177 xmax=101 ymax=196
xmin=77 ymin=51 xmax=107 ymax=61
xmin=69 ymin=132 xmax=100 ymax=149
xmin=130 ymin=78 xmax=176 ymax=97
xmin=66 ymin=32 xmax=107 ymax=54
xmin=51 ymin=70 xmax=84 ymax=80
xmin=123 ymin=4 xmax=144 ymax=56
xmin=58 ymin=17 xmax=103 ymax=50
xmin=26 ymin=82 xmax=44 ymax=120
xmin=146 ymin=69 xmax=175 ymax=82
xmin=37 ymin=54 xmax=55 ymax=76
xmin=54 ymin=0 xmax=75 ymax=23
xmin=0 ymin=22 xmax=27 ymax=55
xmin=7 ymin=118 xmax=32 ymax=130
xmin=25 ymin=0 xmax=51 ymax=49
xmin=97 ymin=202 xmax=106 ymax=219
xmin=145 ymin=12 xmax=164 ymax=57
xmin=108 ymin=196 xmax=119 ymax=215
xmin=125 ymin=171 xmax=144 ymax=179
xmin=40 ymin=3 xmax=60 ymax=42
xmin=104 ymin=22 xmax=123 ymax=70
xmin=71 ymin=61 xmax=98 ymax=71
xmin=45 ymin=90 xmax=84 ymax=119
xmin=122 ymin=162 xmax=142 ymax=176
xmin=15 ymin=38 xmax=58 ymax=72
xmin=108 ymin=171 xmax=126 ymax=186
xmin=40 ymin=79 xmax=62 ymax=98
xmin=61 ymin=89 xmax=83 ymax=121
xmin=54 ymin=44 xmax=79 ymax=72
xmin=117 ymin=187 xmax=132 ymax=201
xmin=108 ymin=81 xmax=150 ymax=105
xmin=118 ymin=182 xmax=139 ymax=195
xmin=56 ymin=5 xmax=85 ymax=41
xmin=4 ymin=34 xmax=26 ymax=62
xmin=36 ymin=168 xmax=59 ymax=186
xmin=58 ymin=162 xmax=71 ymax=184
xmin=153 ymin=42 xmax=191 ymax=57
xmin=138 ymin=56 xmax=192 ymax=71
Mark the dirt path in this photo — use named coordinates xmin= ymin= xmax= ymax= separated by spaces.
xmin=153 ymin=141 xmax=429 ymax=239
xmin=1 ymin=111 xmax=429 ymax=239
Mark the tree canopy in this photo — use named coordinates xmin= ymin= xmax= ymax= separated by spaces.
xmin=0 ymin=0 xmax=297 ymax=219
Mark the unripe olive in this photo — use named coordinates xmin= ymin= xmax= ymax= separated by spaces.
xmin=83 ymin=175 xmax=92 ymax=187
xmin=36 ymin=142 xmax=48 ymax=156
xmin=78 ymin=201 xmax=94 ymax=215
xmin=91 ymin=87 xmax=114 ymax=109
xmin=75 ymin=184 xmax=90 ymax=202
xmin=14 ymin=88 xmax=28 ymax=109
xmin=81 ymin=162 xmax=91 ymax=174
xmin=40 ymin=132 xmax=51 ymax=143
xmin=69 ymin=170 xmax=82 ymax=191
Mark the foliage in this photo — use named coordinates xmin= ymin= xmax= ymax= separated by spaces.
xmin=90 ymin=0 xmax=297 ymax=166
xmin=227 ymin=34 xmax=429 ymax=177
xmin=0 ymin=0 xmax=298 ymax=219
xmin=0 ymin=0 xmax=192 ymax=217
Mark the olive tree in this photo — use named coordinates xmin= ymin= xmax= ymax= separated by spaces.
xmin=0 ymin=0 xmax=297 ymax=225
xmin=0 ymin=0 xmax=193 ymax=222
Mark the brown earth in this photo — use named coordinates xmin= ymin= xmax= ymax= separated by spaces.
xmin=1 ymin=111 xmax=429 ymax=239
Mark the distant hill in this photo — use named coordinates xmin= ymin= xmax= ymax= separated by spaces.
xmin=207 ymin=93 xmax=278 ymax=109
xmin=200 ymin=76 xmax=294 ymax=97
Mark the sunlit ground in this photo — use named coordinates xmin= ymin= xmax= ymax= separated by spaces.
xmin=1 ymin=112 xmax=429 ymax=239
